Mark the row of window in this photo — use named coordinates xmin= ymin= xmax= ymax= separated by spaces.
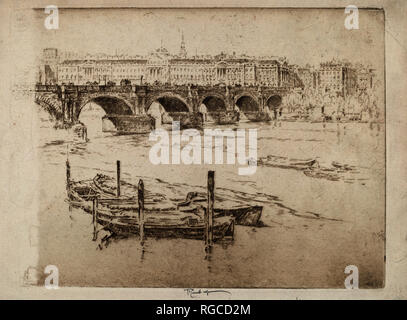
xmin=320 ymin=70 xmax=342 ymax=76
xmin=58 ymin=65 xmax=278 ymax=75
xmin=322 ymin=84 xmax=343 ymax=90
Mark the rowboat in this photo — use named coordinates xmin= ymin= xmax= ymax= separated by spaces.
xmin=96 ymin=210 xmax=233 ymax=240
xmin=331 ymin=161 xmax=354 ymax=171
xmin=67 ymin=179 xmax=234 ymax=240
xmin=258 ymin=155 xmax=318 ymax=171
xmin=303 ymin=168 xmax=341 ymax=182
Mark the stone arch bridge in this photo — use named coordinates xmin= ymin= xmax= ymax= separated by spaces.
xmin=34 ymin=84 xmax=291 ymax=130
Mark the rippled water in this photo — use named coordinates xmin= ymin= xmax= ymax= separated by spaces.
xmin=36 ymin=105 xmax=385 ymax=288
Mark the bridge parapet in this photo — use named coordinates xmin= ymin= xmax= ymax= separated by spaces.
xmin=35 ymin=83 xmax=293 ymax=93
xmin=65 ymin=85 xmax=133 ymax=94
xmin=35 ymin=84 xmax=59 ymax=93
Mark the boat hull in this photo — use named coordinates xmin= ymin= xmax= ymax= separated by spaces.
xmin=96 ymin=212 xmax=234 ymax=240
xmin=102 ymin=114 xmax=155 ymax=134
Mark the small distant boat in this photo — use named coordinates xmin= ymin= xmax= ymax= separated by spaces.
xmin=331 ymin=161 xmax=354 ymax=171
xmin=243 ymin=111 xmax=272 ymax=122
xmin=303 ymin=168 xmax=341 ymax=182
xmin=208 ymin=110 xmax=240 ymax=125
xmin=290 ymin=159 xmax=318 ymax=169
xmin=163 ymin=112 xmax=204 ymax=129
xmin=258 ymin=155 xmax=318 ymax=171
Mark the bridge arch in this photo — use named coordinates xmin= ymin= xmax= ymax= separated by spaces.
xmin=266 ymin=94 xmax=283 ymax=110
xmin=146 ymin=92 xmax=191 ymax=113
xmin=77 ymin=94 xmax=134 ymax=119
xmin=234 ymin=93 xmax=260 ymax=113
xmin=34 ymin=92 xmax=64 ymax=121
xmin=200 ymin=93 xmax=227 ymax=112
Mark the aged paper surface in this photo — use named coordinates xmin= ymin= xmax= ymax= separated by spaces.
xmin=0 ymin=0 xmax=406 ymax=299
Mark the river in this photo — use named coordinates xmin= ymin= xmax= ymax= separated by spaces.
xmin=35 ymin=104 xmax=385 ymax=288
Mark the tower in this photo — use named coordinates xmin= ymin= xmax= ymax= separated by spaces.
xmin=179 ymin=31 xmax=187 ymax=58
xmin=42 ymin=48 xmax=59 ymax=84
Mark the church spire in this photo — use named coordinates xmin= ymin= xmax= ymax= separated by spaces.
xmin=179 ymin=31 xmax=187 ymax=58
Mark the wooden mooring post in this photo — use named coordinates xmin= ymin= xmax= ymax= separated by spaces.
xmin=116 ymin=160 xmax=121 ymax=197
xmin=92 ymin=197 xmax=98 ymax=241
xmin=138 ymin=179 xmax=145 ymax=245
xmin=66 ymin=158 xmax=71 ymax=187
xmin=205 ymin=171 xmax=215 ymax=252
xmin=66 ymin=158 xmax=72 ymax=212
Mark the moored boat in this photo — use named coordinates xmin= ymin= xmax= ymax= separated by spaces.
xmin=68 ymin=172 xmax=263 ymax=227
xmin=93 ymin=174 xmax=263 ymax=226
xmin=67 ymin=179 xmax=235 ymax=240
xmin=96 ymin=209 xmax=234 ymax=240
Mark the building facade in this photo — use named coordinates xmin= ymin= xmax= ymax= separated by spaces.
xmin=39 ymin=36 xmax=297 ymax=88
xmin=39 ymin=44 xmax=372 ymax=98
xmin=317 ymin=60 xmax=357 ymax=97
xmin=40 ymin=48 xmax=59 ymax=85
xmin=355 ymin=66 xmax=375 ymax=92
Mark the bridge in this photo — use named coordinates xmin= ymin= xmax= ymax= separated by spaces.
xmin=34 ymin=84 xmax=290 ymax=132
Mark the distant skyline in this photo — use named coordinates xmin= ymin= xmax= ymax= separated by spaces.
xmin=33 ymin=8 xmax=384 ymax=70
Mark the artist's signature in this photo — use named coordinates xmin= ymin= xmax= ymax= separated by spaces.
xmin=184 ymin=288 xmax=232 ymax=298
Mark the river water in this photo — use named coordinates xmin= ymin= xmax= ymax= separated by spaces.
xmin=35 ymin=104 xmax=385 ymax=288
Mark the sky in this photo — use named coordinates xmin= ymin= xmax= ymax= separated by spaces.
xmin=33 ymin=8 xmax=384 ymax=70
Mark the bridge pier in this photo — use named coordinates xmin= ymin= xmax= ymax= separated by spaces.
xmin=61 ymin=99 xmax=66 ymax=121
xmin=135 ymin=86 xmax=147 ymax=114
xmin=139 ymin=96 xmax=146 ymax=114
xmin=190 ymin=88 xmax=200 ymax=113
xmin=69 ymin=100 xmax=78 ymax=123
xmin=60 ymin=85 xmax=76 ymax=124
xmin=65 ymin=100 xmax=71 ymax=122
xmin=259 ymin=95 xmax=265 ymax=112
xmin=60 ymin=85 xmax=67 ymax=122
xmin=130 ymin=87 xmax=138 ymax=114
xmin=59 ymin=99 xmax=74 ymax=123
